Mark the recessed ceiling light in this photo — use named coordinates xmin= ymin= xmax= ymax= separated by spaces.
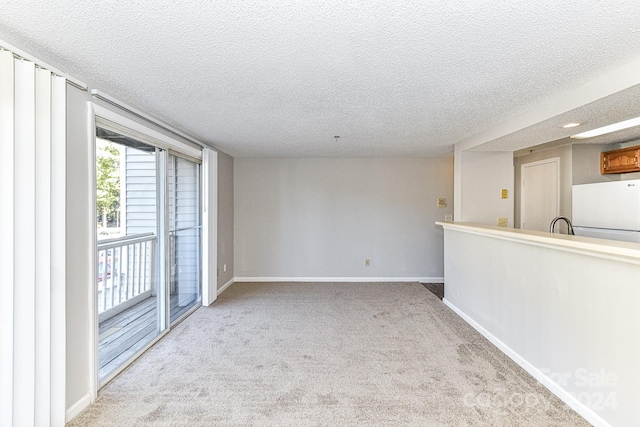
xmin=571 ymin=116 xmax=640 ymax=139
xmin=562 ymin=122 xmax=582 ymax=128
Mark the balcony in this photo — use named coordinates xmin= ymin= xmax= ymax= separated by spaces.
xmin=97 ymin=233 xmax=158 ymax=381
xmin=97 ymin=232 xmax=201 ymax=382
xmin=97 ymin=233 xmax=156 ymax=319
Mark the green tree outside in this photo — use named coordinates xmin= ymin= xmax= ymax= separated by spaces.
xmin=96 ymin=142 xmax=121 ymax=229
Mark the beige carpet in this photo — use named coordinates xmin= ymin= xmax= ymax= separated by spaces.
xmin=68 ymin=282 xmax=588 ymax=426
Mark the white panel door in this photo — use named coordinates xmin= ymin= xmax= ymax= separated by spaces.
xmin=521 ymin=158 xmax=559 ymax=232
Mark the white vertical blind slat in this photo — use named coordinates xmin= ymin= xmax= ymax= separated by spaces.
xmin=1 ymin=53 xmax=67 ymax=427
xmin=50 ymin=75 xmax=66 ymax=427
xmin=13 ymin=58 xmax=37 ymax=426
xmin=0 ymin=49 xmax=15 ymax=426
xmin=35 ymin=67 xmax=52 ymax=426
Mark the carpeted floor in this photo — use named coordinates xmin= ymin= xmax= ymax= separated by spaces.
xmin=68 ymin=282 xmax=588 ymax=426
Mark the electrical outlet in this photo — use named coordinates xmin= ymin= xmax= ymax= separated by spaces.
xmin=365 ymin=259 xmax=371 ymax=267
xmin=437 ymin=197 xmax=447 ymax=208
xmin=497 ymin=217 xmax=508 ymax=227
xmin=445 ymin=214 xmax=453 ymax=221
xmin=501 ymin=189 xmax=508 ymax=199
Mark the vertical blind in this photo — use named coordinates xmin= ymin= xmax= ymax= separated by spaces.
xmin=0 ymin=49 xmax=67 ymax=426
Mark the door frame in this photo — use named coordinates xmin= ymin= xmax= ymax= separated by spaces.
xmin=520 ymin=157 xmax=560 ymax=230
xmin=89 ymin=103 xmax=206 ymax=394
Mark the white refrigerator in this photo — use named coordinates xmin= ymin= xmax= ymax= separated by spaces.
xmin=572 ymin=179 xmax=640 ymax=243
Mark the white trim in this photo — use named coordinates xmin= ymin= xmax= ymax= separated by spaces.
xmin=233 ymin=277 xmax=444 ymax=283
xmin=217 ymin=278 xmax=234 ymax=296
xmin=201 ymin=148 xmax=218 ymax=306
xmin=87 ymin=103 xmax=99 ymax=402
xmin=443 ymin=298 xmax=611 ymax=427
xmin=92 ymin=103 xmax=202 ymax=161
xmin=65 ymin=393 xmax=91 ymax=423
xmin=158 ymin=150 xmax=169 ymax=333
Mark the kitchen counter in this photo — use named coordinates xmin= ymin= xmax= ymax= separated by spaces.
xmin=436 ymin=221 xmax=640 ymax=265
xmin=438 ymin=221 xmax=640 ymax=427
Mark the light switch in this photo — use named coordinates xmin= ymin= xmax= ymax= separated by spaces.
xmin=437 ymin=197 xmax=447 ymax=208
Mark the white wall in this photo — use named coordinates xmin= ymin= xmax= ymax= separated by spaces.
xmin=458 ymin=151 xmax=514 ymax=227
xmin=234 ymin=157 xmax=453 ymax=280
xmin=65 ymin=85 xmax=93 ymax=417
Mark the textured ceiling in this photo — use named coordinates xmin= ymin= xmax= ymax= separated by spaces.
xmin=473 ymin=82 xmax=640 ymax=152
xmin=2 ymin=1 xmax=640 ymax=157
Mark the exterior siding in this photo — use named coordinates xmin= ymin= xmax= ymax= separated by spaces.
xmin=125 ymin=147 xmax=157 ymax=236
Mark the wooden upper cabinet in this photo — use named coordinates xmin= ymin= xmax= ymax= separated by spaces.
xmin=601 ymin=145 xmax=640 ymax=174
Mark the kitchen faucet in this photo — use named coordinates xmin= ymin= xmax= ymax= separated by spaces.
xmin=549 ymin=216 xmax=575 ymax=235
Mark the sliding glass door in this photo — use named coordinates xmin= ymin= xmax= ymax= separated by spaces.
xmin=95 ymin=125 xmax=202 ymax=385
xmin=168 ymin=154 xmax=202 ymax=322
xmin=95 ymin=128 xmax=166 ymax=384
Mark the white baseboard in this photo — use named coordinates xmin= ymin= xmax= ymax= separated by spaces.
xmin=217 ymin=278 xmax=234 ymax=295
xmin=66 ymin=393 xmax=91 ymax=423
xmin=234 ymin=276 xmax=444 ymax=283
xmin=443 ymin=298 xmax=611 ymax=427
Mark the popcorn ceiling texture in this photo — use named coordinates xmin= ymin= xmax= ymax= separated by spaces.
xmin=1 ymin=1 xmax=640 ymax=157
xmin=473 ymin=83 xmax=640 ymax=153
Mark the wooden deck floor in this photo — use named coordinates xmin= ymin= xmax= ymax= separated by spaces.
xmin=98 ymin=294 xmax=199 ymax=382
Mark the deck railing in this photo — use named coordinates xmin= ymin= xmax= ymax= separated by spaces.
xmin=97 ymin=233 xmax=157 ymax=317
